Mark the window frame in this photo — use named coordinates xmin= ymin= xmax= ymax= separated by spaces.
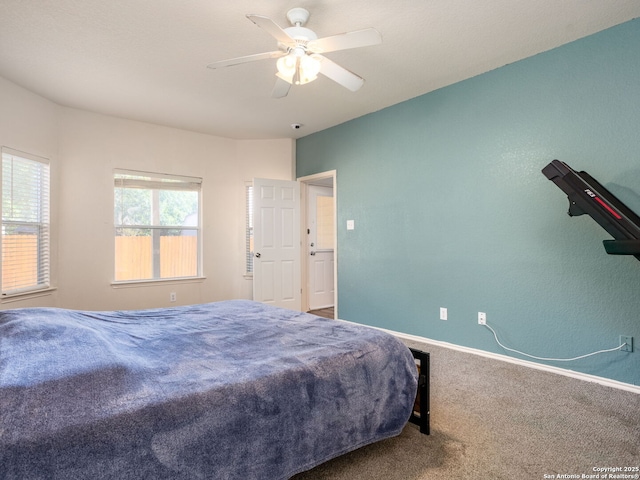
xmin=113 ymin=168 xmax=203 ymax=284
xmin=1 ymin=147 xmax=51 ymax=297
xmin=245 ymin=182 xmax=254 ymax=276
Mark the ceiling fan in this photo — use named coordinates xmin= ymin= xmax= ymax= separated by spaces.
xmin=207 ymin=7 xmax=382 ymax=98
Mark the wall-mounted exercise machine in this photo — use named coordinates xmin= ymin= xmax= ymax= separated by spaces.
xmin=542 ymin=160 xmax=640 ymax=261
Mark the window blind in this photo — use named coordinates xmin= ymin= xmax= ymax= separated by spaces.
xmin=245 ymin=183 xmax=254 ymax=274
xmin=114 ymin=169 xmax=202 ymax=192
xmin=1 ymin=148 xmax=50 ymax=295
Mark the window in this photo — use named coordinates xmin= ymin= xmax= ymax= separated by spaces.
xmin=1 ymin=148 xmax=51 ymax=295
xmin=245 ymin=183 xmax=254 ymax=274
xmin=315 ymin=194 xmax=335 ymax=250
xmin=114 ymin=169 xmax=201 ymax=282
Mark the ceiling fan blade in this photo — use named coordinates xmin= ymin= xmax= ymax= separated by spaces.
xmin=308 ymin=28 xmax=382 ymax=54
xmin=207 ymin=51 xmax=285 ymax=69
xmin=246 ymin=14 xmax=295 ymax=46
xmin=317 ymin=55 xmax=364 ymax=92
xmin=272 ymin=77 xmax=292 ymax=98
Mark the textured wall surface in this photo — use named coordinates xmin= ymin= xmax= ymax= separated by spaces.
xmin=297 ymin=19 xmax=640 ymax=385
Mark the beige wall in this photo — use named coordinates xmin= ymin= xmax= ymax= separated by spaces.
xmin=0 ymin=76 xmax=294 ymax=311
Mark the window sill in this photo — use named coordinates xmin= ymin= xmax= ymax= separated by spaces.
xmin=111 ymin=277 xmax=206 ymax=289
xmin=2 ymin=287 xmax=57 ymax=304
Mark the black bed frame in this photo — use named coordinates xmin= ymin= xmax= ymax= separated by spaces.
xmin=408 ymin=348 xmax=430 ymax=435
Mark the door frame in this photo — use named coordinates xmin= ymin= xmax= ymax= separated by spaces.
xmin=298 ymin=170 xmax=338 ymax=317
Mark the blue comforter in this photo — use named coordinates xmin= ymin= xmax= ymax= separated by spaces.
xmin=0 ymin=300 xmax=417 ymax=479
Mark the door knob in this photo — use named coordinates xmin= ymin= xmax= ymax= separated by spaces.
xmin=310 ymin=251 xmax=316 ymax=256
xmin=255 ymin=252 xmax=261 ymax=258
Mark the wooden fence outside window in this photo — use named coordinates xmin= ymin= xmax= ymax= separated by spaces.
xmin=2 ymin=235 xmax=198 ymax=288
xmin=115 ymin=236 xmax=198 ymax=281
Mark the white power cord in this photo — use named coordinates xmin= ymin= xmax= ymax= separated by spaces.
xmin=483 ymin=323 xmax=628 ymax=362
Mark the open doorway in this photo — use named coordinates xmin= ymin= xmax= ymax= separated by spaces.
xmin=298 ymin=171 xmax=337 ymax=319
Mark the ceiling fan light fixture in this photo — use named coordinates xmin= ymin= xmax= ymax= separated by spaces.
xmin=276 ymin=54 xmax=297 ymax=81
xmin=276 ymin=52 xmax=321 ymax=85
xmin=297 ymin=54 xmax=321 ymax=84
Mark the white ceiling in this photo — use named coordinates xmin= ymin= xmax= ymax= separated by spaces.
xmin=1 ymin=1 xmax=639 ymax=140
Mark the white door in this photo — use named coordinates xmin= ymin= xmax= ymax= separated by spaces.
xmin=307 ymin=185 xmax=334 ymax=310
xmin=253 ymin=178 xmax=301 ymax=310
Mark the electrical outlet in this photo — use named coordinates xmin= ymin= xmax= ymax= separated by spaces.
xmin=620 ymin=335 xmax=633 ymax=352
xmin=478 ymin=312 xmax=486 ymax=325
xmin=170 ymin=292 xmax=177 ymax=302
xmin=439 ymin=307 xmax=447 ymax=321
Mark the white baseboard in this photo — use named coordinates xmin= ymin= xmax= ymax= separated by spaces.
xmin=375 ymin=326 xmax=640 ymax=395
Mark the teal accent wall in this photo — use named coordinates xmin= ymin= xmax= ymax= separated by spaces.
xmin=297 ymin=19 xmax=640 ymax=386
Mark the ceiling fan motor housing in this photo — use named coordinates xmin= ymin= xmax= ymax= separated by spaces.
xmin=286 ymin=7 xmax=310 ymax=27
xmin=283 ymin=26 xmax=317 ymax=45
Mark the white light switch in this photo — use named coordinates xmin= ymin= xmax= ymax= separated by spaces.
xmin=346 ymin=220 xmax=355 ymax=230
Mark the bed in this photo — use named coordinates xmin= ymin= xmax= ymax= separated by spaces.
xmin=0 ymin=299 xmax=419 ymax=479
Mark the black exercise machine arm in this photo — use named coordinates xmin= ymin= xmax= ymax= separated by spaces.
xmin=542 ymin=160 xmax=640 ymax=260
